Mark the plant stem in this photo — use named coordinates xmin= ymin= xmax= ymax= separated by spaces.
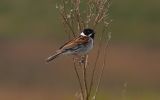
xmin=93 ymin=32 xmax=111 ymax=100
xmin=73 ymin=58 xmax=84 ymax=100
xmin=83 ymin=55 xmax=89 ymax=100
xmin=88 ymin=31 xmax=104 ymax=98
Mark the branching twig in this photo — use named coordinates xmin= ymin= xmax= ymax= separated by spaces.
xmin=59 ymin=9 xmax=76 ymax=37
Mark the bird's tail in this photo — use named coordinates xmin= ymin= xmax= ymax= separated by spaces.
xmin=46 ymin=50 xmax=63 ymax=63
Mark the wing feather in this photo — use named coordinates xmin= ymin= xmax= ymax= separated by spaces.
xmin=59 ymin=36 xmax=89 ymax=50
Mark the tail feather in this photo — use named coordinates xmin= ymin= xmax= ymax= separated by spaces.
xmin=46 ymin=50 xmax=62 ymax=63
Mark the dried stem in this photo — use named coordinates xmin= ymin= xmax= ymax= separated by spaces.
xmin=82 ymin=55 xmax=89 ymax=100
xmin=59 ymin=10 xmax=76 ymax=37
xmin=73 ymin=58 xmax=85 ymax=100
xmin=88 ymin=26 xmax=105 ymax=98
xmin=92 ymin=32 xmax=111 ymax=100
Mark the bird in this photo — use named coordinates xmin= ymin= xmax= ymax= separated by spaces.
xmin=46 ymin=28 xmax=95 ymax=63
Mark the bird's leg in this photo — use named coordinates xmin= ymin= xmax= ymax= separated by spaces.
xmin=73 ymin=54 xmax=82 ymax=64
xmin=80 ymin=55 xmax=86 ymax=64
xmin=73 ymin=54 xmax=88 ymax=66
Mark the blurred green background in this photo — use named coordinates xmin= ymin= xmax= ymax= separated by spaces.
xmin=0 ymin=0 xmax=160 ymax=100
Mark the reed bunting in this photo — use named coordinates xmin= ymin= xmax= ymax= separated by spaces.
xmin=46 ymin=28 xmax=95 ymax=62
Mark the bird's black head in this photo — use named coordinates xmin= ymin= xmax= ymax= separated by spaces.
xmin=81 ymin=28 xmax=95 ymax=39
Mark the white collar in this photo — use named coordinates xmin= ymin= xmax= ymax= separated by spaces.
xmin=80 ymin=32 xmax=87 ymax=36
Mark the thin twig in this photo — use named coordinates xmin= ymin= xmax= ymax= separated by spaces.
xmin=60 ymin=11 xmax=76 ymax=37
xmin=83 ymin=55 xmax=89 ymax=100
xmin=73 ymin=0 xmax=83 ymax=32
xmin=88 ymin=28 xmax=105 ymax=98
xmin=73 ymin=58 xmax=84 ymax=100
xmin=92 ymin=32 xmax=111 ymax=100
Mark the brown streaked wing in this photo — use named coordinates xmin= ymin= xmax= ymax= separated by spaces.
xmin=59 ymin=35 xmax=89 ymax=50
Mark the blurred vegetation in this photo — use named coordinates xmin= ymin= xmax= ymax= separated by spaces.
xmin=110 ymin=0 xmax=160 ymax=43
xmin=0 ymin=0 xmax=160 ymax=43
xmin=0 ymin=0 xmax=160 ymax=99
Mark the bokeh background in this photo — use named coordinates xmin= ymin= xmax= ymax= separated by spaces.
xmin=0 ymin=0 xmax=160 ymax=100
